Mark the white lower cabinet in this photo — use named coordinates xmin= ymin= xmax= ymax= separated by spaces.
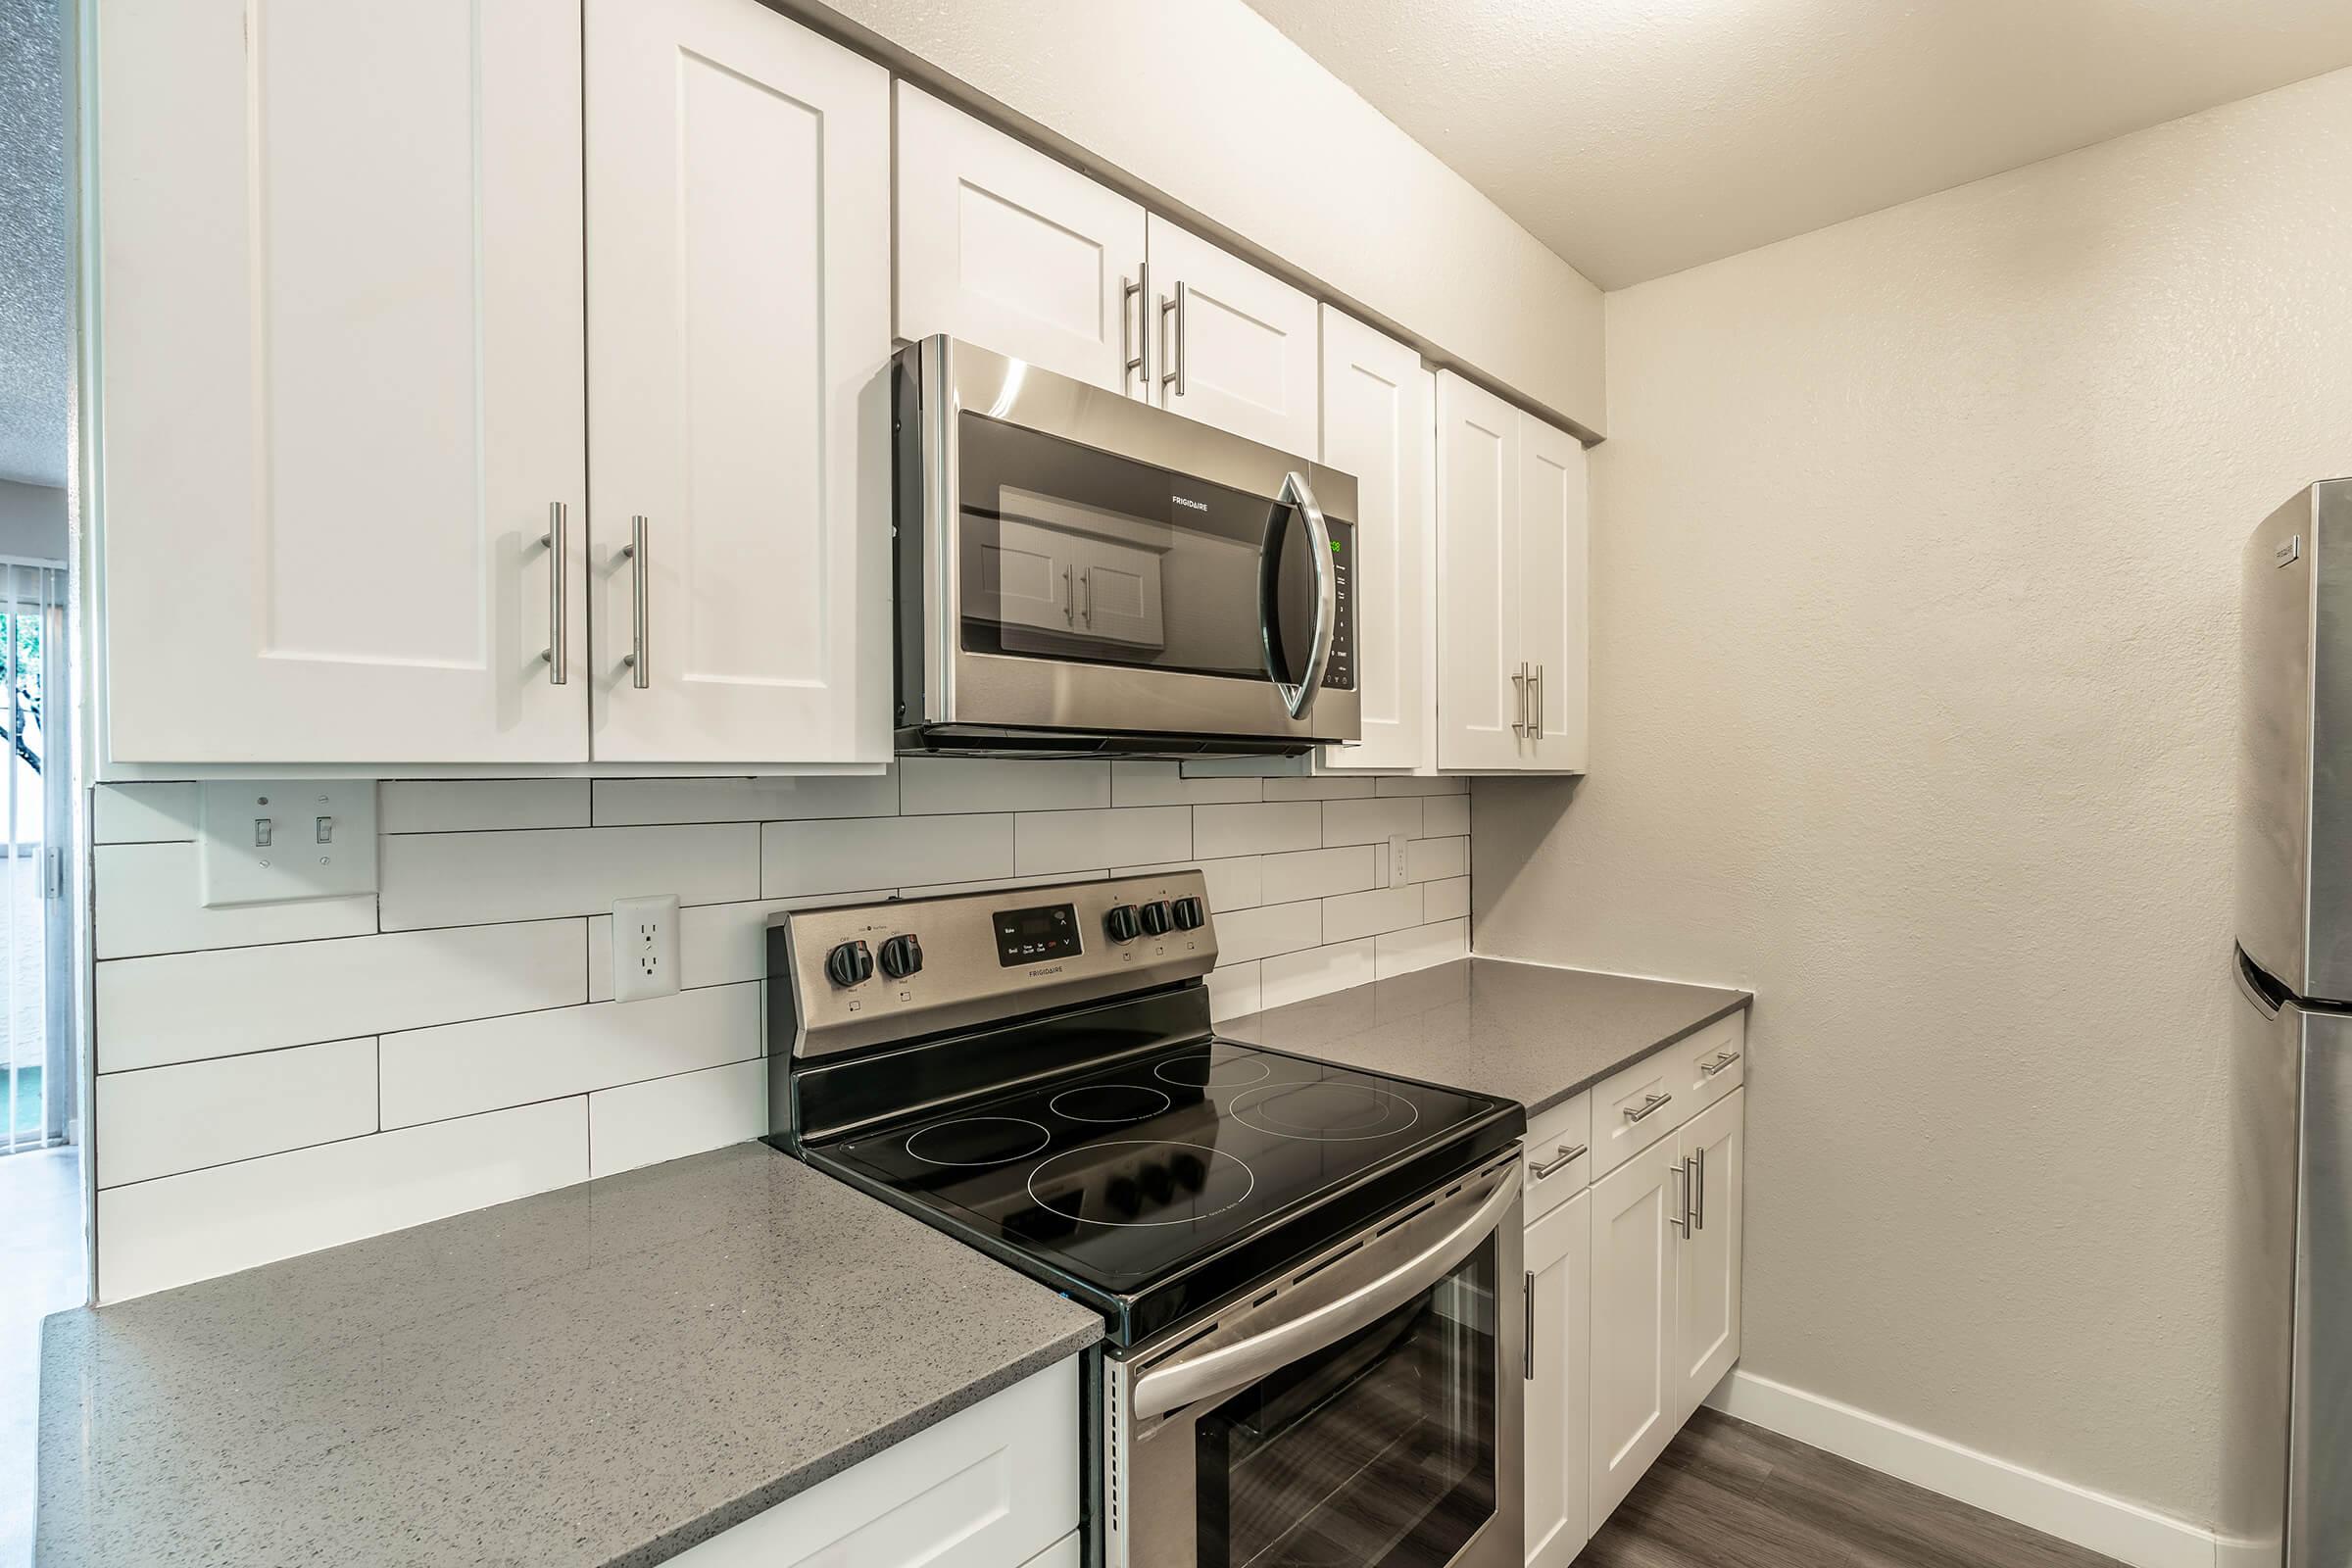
xmin=1524 ymin=1189 xmax=1592 ymax=1568
xmin=668 ymin=1356 xmax=1078 ymax=1567
xmin=1519 ymin=1023 xmax=1746 ymax=1558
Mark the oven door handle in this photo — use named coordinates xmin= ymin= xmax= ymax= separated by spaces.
xmin=1258 ymin=470 xmax=1336 ymax=720
xmin=1129 ymin=1161 xmax=1522 ymax=1421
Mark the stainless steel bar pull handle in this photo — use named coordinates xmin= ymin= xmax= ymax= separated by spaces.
xmin=1063 ymin=565 xmax=1076 ymax=626
xmin=620 ymin=514 xmax=650 ymax=689
xmin=1122 ymin=263 xmax=1149 ymax=393
xmin=540 ymin=502 xmax=568 ymax=685
xmin=1669 ymin=1160 xmax=1689 ymax=1236
xmin=1078 ymin=566 xmax=1092 ymax=629
xmin=1693 ymin=1145 xmax=1707 ymax=1231
xmin=1523 ymin=1270 xmax=1537 ymax=1380
xmin=1511 ymin=662 xmax=1528 ymax=735
xmin=1159 ymin=279 xmax=1189 ymax=398
xmin=1700 ymin=1049 xmax=1742 ymax=1077
xmin=1624 ymin=1091 xmax=1673 ymax=1123
xmin=1531 ymin=1142 xmax=1587 ymax=1179
xmin=1530 ymin=662 xmax=1544 ymax=741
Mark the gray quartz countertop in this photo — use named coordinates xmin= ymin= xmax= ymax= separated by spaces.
xmin=37 ymin=1142 xmax=1102 ymax=1568
xmin=1222 ymin=957 xmax=1750 ymax=1115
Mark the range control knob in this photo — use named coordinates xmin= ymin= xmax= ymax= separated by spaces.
xmin=1171 ymin=896 xmax=1206 ymax=931
xmin=1139 ymin=901 xmax=1173 ymax=937
xmin=824 ymin=940 xmax=873 ymax=988
xmin=1105 ymin=905 xmax=1142 ymax=944
xmin=878 ymin=934 xmax=923 ymax=980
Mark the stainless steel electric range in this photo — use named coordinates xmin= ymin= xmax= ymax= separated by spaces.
xmin=765 ymin=871 xmax=1527 ymax=1568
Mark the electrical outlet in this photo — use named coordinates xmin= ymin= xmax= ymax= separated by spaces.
xmin=612 ymin=895 xmax=680 ymax=1003
xmin=1389 ymin=833 xmax=1410 ymax=888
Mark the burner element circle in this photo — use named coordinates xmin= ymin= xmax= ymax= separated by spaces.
xmin=1230 ymin=1080 xmax=1423 ymax=1142
xmin=1026 ymin=1141 xmax=1255 ymax=1228
xmin=1153 ymin=1051 xmax=1272 ymax=1089
xmin=906 ymin=1116 xmax=1052 ymax=1167
xmin=1049 ymin=1084 xmax=1173 ymax=1124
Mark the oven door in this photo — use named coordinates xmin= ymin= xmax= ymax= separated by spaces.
xmin=907 ymin=335 xmax=1362 ymax=750
xmin=1106 ymin=1156 xmax=1523 ymax=1568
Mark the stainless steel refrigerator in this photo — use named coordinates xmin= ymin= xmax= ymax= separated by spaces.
xmin=2231 ymin=478 xmax=2352 ymax=1568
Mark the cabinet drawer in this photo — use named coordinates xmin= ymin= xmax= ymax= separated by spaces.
xmin=1591 ymin=1045 xmax=1690 ymax=1179
xmin=666 ymin=1356 xmax=1078 ymax=1567
xmin=1522 ymin=1090 xmax=1592 ymax=1221
xmin=1673 ymin=1013 xmax=1746 ymax=1119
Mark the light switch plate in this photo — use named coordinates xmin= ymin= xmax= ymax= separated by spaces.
xmin=612 ymin=894 xmax=680 ymax=1003
xmin=198 ymin=780 xmax=379 ymax=907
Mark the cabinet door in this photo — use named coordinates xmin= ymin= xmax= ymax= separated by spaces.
xmin=895 ymin=82 xmax=1149 ymax=395
xmin=96 ymin=0 xmax=588 ymax=763
xmin=1147 ymin=217 xmax=1319 ymax=454
xmin=585 ymin=0 xmax=891 ymax=763
xmin=1524 ymin=1190 xmax=1592 ymax=1568
xmin=1675 ymin=1088 xmax=1745 ymax=1422
xmin=1435 ymin=372 xmax=1525 ymax=770
xmin=1319 ymin=310 xmax=1434 ymax=773
xmin=1518 ymin=415 xmax=1590 ymax=773
xmin=1589 ymin=1136 xmax=1682 ymax=1526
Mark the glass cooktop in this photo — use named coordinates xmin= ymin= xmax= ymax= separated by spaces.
xmin=815 ymin=1039 xmax=1509 ymax=1331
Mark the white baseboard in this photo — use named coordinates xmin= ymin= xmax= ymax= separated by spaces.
xmin=1706 ymin=1369 xmax=2223 ymax=1568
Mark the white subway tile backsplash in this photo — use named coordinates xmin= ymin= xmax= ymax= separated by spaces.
xmin=1195 ymin=802 xmax=1321 ymax=858
xmin=1405 ymin=836 xmax=1469 ymax=883
xmin=95 ymin=841 xmax=375 ymax=959
xmin=1424 ymin=875 xmax=1470 ymax=922
xmin=592 ymin=772 xmax=897 ymax=826
xmin=1261 ymin=775 xmax=1375 ymax=802
xmin=588 ymin=1059 xmax=766 ymax=1179
xmin=380 ymin=983 xmax=758 ymax=1129
xmin=1375 ymin=917 xmax=1469 ymax=978
xmin=902 ymin=869 xmax=1104 ymax=899
xmin=1015 ymin=806 xmax=1189 ymax=875
xmin=1261 ymin=939 xmax=1377 ymax=1009
xmin=1420 ymin=795 xmax=1471 ymax=838
xmin=96 ymin=919 xmax=585 ymax=1073
xmin=96 ymin=1097 xmax=586 ymax=1302
xmin=1374 ymin=775 xmax=1468 ymax=797
xmin=381 ymin=780 xmax=590 ymax=833
xmin=1323 ymin=797 xmax=1420 ymax=846
xmin=763 ymin=813 xmax=1011 ymax=896
xmin=1204 ymin=960 xmax=1261 ymax=1022
xmin=381 ymin=825 xmax=757 ymax=930
xmin=903 ymin=758 xmax=1109 ymax=815
xmin=1114 ymin=856 xmax=1263 ymax=912
xmin=1257 ymin=846 xmax=1379 ymax=904
xmin=1109 ymin=761 xmax=1262 ymax=806
xmin=95 ymin=1037 xmax=378 ymax=1190
xmin=1321 ymin=884 xmax=1426 ymax=944
xmin=1214 ymin=900 xmax=1323 ymax=963
xmin=92 ymin=782 xmax=201 ymax=843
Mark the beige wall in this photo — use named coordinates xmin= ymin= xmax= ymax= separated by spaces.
xmin=1472 ymin=67 xmax=2352 ymax=1524
xmin=794 ymin=0 xmax=1606 ymax=435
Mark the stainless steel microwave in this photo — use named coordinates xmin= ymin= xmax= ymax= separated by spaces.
xmin=891 ymin=335 xmax=1361 ymax=757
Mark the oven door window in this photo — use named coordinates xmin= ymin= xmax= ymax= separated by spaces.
xmin=1194 ymin=1241 xmax=1497 ymax=1568
xmin=956 ymin=412 xmax=1350 ymax=688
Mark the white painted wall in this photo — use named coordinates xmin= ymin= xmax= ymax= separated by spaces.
xmin=0 ymin=479 xmax=65 ymax=562
xmin=792 ymin=0 xmax=1607 ymax=436
xmin=1473 ymin=67 xmax=2352 ymax=1526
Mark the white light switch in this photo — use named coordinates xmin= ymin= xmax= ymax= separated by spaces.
xmin=199 ymin=780 xmax=379 ymax=907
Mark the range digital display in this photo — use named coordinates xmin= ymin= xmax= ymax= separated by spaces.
xmin=994 ymin=903 xmax=1082 ymax=966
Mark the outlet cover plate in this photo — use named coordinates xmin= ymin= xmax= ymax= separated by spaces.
xmin=612 ymin=894 xmax=680 ymax=1003
xmin=199 ymin=780 xmax=379 ymax=907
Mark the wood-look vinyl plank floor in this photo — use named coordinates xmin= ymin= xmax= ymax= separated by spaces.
xmin=1580 ymin=1410 xmax=2127 ymax=1568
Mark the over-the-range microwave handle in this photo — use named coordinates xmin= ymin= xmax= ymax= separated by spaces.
xmin=1128 ymin=1159 xmax=1522 ymax=1421
xmin=1259 ymin=470 xmax=1338 ymax=719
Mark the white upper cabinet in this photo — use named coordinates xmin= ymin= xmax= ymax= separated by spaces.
xmin=1436 ymin=373 xmax=1525 ymax=771
xmin=1147 ymin=217 xmax=1320 ymax=455
xmin=584 ymin=0 xmax=891 ymax=763
xmin=95 ymin=0 xmax=589 ymax=764
xmin=1435 ymin=371 xmax=1589 ymax=773
xmin=894 ymin=84 xmax=1149 ymax=395
xmin=1319 ymin=311 xmax=1434 ymax=774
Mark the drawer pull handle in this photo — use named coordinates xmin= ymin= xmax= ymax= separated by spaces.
xmin=1700 ymin=1050 xmax=1742 ymax=1078
xmin=1624 ymin=1092 xmax=1673 ymax=1124
xmin=1531 ymin=1143 xmax=1587 ymax=1179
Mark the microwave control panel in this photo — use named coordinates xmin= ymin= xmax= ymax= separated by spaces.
xmin=1326 ymin=517 xmax=1355 ymax=692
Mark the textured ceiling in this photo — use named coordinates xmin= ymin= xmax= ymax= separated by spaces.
xmin=0 ymin=0 xmax=67 ymax=489
xmin=1244 ymin=0 xmax=2352 ymax=288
